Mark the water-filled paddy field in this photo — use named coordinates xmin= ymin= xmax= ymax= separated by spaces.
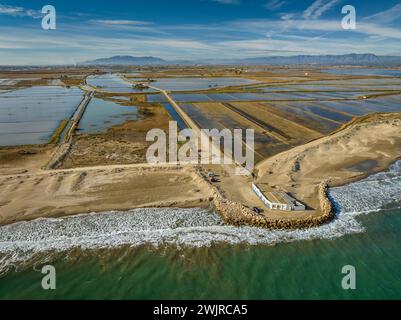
xmin=168 ymin=91 xmax=400 ymax=103
xmin=323 ymin=68 xmax=401 ymax=77
xmin=147 ymin=94 xmax=168 ymax=103
xmin=161 ymin=103 xmax=188 ymax=130
xmin=261 ymin=84 xmax=401 ymax=91
xmin=228 ymin=102 xmax=321 ymax=145
xmin=174 ymin=90 xmax=401 ymax=159
xmin=304 ymin=78 xmax=401 ymax=86
xmin=180 ymin=102 xmax=289 ymax=161
xmin=86 ymin=74 xmax=156 ymax=93
xmin=171 ymin=92 xmax=303 ymax=102
xmin=77 ymin=97 xmax=143 ymax=134
xmin=0 ymin=86 xmax=84 ymax=146
xmin=1 ymin=77 xmax=398 ymax=147
xmin=257 ymin=102 xmax=341 ymax=134
xmin=284 ymin=102 xmax=353 ymax=122
xmin=139 ymin=77 xmax=258 ymax=92
xmin=159 ymin=75 xmax=401 ymax=143
xmin=88 ymin=75 xmax=258 ymax=93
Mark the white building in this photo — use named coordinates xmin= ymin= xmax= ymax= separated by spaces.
xmin=252 ymin=183 xmax=306 ymax=211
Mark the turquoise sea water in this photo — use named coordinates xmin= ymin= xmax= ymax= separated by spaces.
xmin=0 ymin=162 xmax=400 ymax=300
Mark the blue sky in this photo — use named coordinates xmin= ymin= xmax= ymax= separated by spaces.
xmin=0 ymin=0 xmax=401 ymax=65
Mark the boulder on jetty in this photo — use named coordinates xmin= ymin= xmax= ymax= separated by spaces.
xmin=193 ymin=165 xmax=334 ymax=230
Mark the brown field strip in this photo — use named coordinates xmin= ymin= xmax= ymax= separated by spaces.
xmin=222 ymin=103 xmax=292 ymax=142
xmin=192 ymin=102 xmax=290 ymax=161
xmin=256 ymin=102 xmax=342 ymax=134
xmin=227 ymin=102 xmax=322 ymax=145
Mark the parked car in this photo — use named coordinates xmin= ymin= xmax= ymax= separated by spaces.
xmin=252 ymin=207 xmax=261 ymax=214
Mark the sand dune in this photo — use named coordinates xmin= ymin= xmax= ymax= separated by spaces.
xmin=0 ymin=165 xmax=213 ymax=226
xmin=256 ymin=112 xmax=401 ymax=211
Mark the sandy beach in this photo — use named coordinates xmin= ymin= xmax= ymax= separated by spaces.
xmin=0 ymin=163 xmax=213 ymax=226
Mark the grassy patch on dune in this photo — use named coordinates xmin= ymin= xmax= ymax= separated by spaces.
xmin=48 ymin=119 xmax=69 ymax=144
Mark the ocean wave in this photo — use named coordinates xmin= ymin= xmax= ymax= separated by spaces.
xmin=0 ymin=207 xmax=362 ymax=275
xmin=0 ymin=160 xmax=400 ymax=275
xmin=330 ymin=160 xmax=401 ymax=214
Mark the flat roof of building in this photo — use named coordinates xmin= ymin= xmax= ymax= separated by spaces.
xmin=265 ymin=191 xmax=295 ymax=206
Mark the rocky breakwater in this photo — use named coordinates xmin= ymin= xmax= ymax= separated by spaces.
xmin=210 ymin=178 xmax=335 ymax=230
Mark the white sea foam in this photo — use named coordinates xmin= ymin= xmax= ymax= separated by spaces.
xmin=330 ymin=160 xmax=401 ymax=214
xmin=0 ymin=207 xmax=362 ymax=274
xmin=0 ymin=161 xmax=400 ymax=274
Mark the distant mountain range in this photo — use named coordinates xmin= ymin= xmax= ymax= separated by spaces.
xmin=83 ymin=56 xmax=168 ymax=66
xmin=82 ymin=54 xmax=401 ymax=66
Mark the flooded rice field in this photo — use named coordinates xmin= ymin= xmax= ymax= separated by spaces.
xmin=142 ymin=77 xmax=258 ymax=92
xmin=180 ymin=102 xmax=288 ymax=162
xmin=205 ymin=93 xmax=238 ymax=101
xmin=259 ymin=86 xmax=295 ymax=92
xmin=229 ymin=102 xmax=322 ymax=145
xmin=147 ymin=94 xmax=168 ymax=103
xmin=77 ymin=97 xmax=142 ymax=134
xmin=317 ymin=101 xmax=374 ymax=116
xmin=161 ymin=103 xmax=188 ymax=130
xmin=171 ymin=93 xmax=213 ymax=102
xmin=320 ymin=99 xmax=399 ymax=115
xmin=286 ymin=103 xmax=353 ymax=122
xmin=97 ymin=76 xmax=259 ymax=93
xmin=304 ymin=78 xmax=401 ymax=86
xmin=1 ymin=73 xmax=399 ymax=148
xmin=180 ymin=103 xmax=223 ymax=130
xmin=160 ymin=77 xmax=400 ymax=140
xmin=174 ymin=89 xmax=399 ymax=145
xmin=259 ymin=102 xmax=341 ymax=134
xmin=259 ymin=81 xmax=399 ymax=91
xmin=0 ymin=86 xmax=84 ymax=146
xmin=375 ymin=96 xmax=401 ymax=111
xmin=171 ymin=92 xmax=303 ymax=102
xmin=323 ymin=68 xmax=401 ymax=77
xmin=86 ymin=74 xmax=156 ymax=93
xmin=170 ymin=90 xmax=400 ymax=103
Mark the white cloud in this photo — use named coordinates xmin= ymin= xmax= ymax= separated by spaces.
xmin=303 ymin=0 xmax=341 ymax=19
xmin=1 ymin=6 xmax=401 ymax=65
xmin=313 ymin=0 xmax=340 ymax=19
xmin=212 ymin=0 xmax=240 ymax=4
xmin=303 ymin=0 xmax=324 ymax=19
xmin=280 ymin=13 xmax=295 ymax=20
xmin=265 ymin=0 xmax=286 ymax=11
xmin=364 ymin=4 xmax=401 ymax=24
xmin=88 ymin=19 xmax=165 ymax=34
xmin=0 ymin=4 xmax=24 ymax=15
xmin=0 ymin=4 xmax=41 ymax=18
xmin=90 ymin=19 xmax=153 ymax=26
xmin=229 ymin=18 xmax=401 ymax=40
